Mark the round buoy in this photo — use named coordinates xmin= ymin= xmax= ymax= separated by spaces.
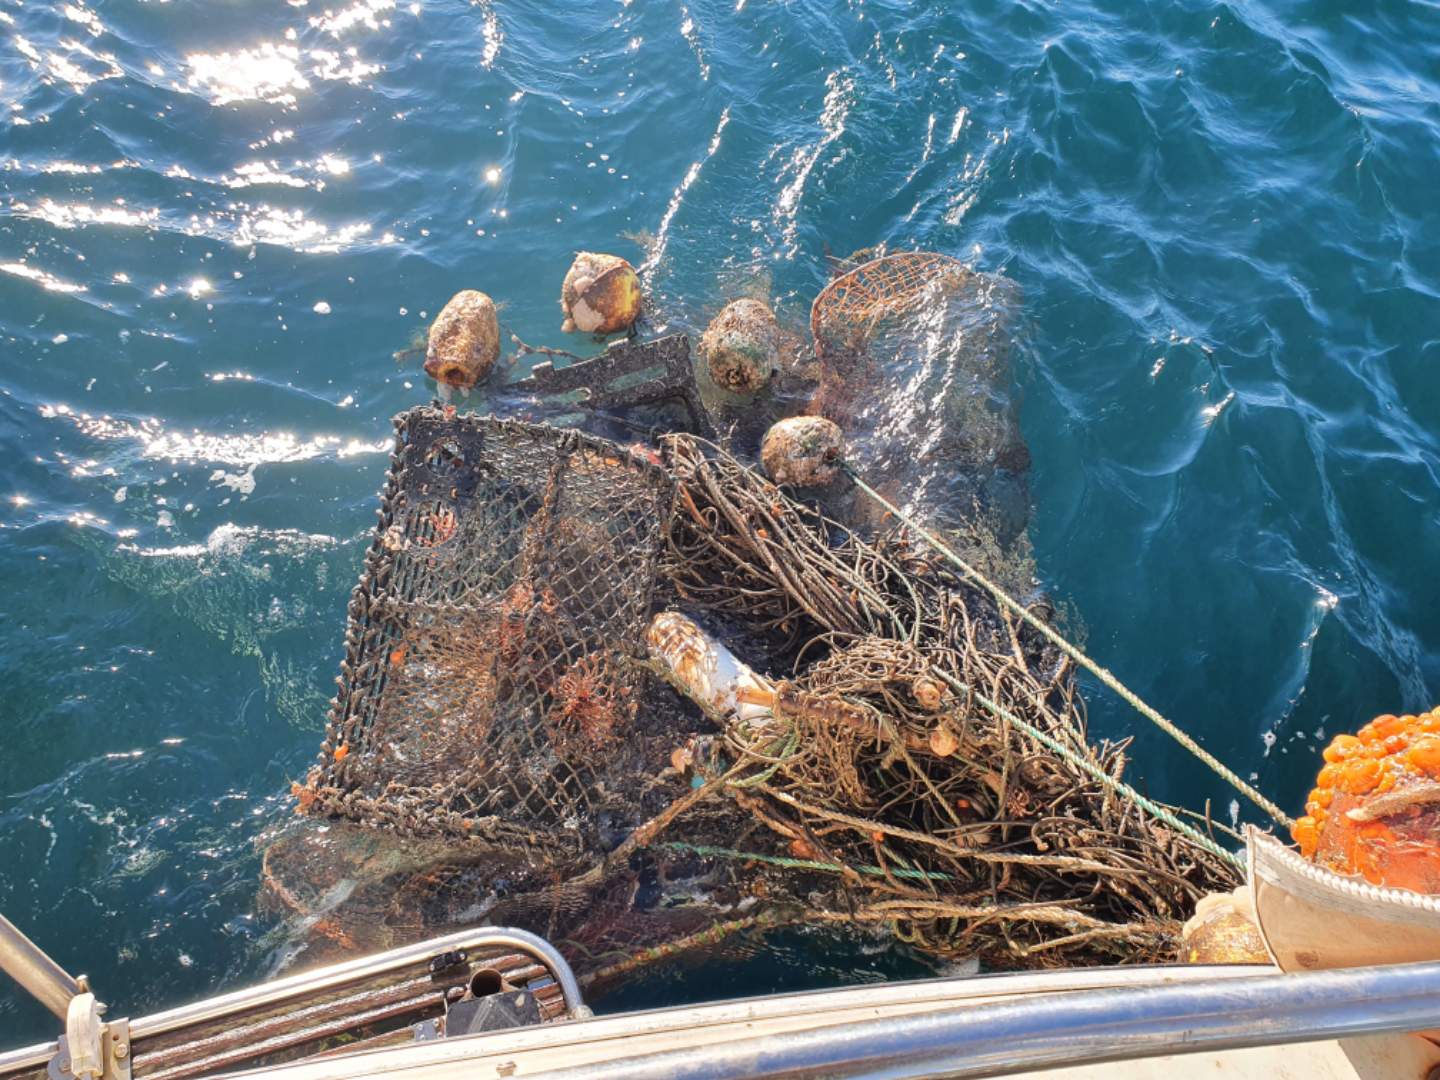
xmin=1180 ymin=889 xmax=1269 ymax=964
xmin=560 ymin=252 xmax=642 ymax=335
xmin=424 ymin=290 xmax=500 ymax=389
xmin=1293 ymin=707 xmax=1440 ymax=893
xmin=760 ymin=416 xmax=843 ymax=487
xmin=699 ymin=299 xmax=780 ymax=394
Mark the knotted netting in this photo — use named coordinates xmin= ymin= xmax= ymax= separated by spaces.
xmin=283 ymin=260 xmax=1248 ymax=981
xmin=286 ymin=407 xmax=1241 ymax=979
xmin=295 ymin=408 xmax=684 ymax=860
xmin=656 ymin=436 xmax=1242 ymax=966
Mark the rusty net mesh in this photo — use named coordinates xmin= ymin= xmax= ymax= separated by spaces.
xmin=286 ymin=406 xmax=1241 ymax=980
xmin=294 ymin=408 xmax=682 ymax=861
xmin=808 ymin=249 xmax=1035 ymax=594
xmin=810 ymin=251 xmax=973 ymax=371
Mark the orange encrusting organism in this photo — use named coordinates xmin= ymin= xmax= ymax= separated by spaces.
xmin=1291 ymin=708 xmax=1440 ymax=894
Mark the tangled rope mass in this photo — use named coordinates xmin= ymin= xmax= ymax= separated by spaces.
xmin=655 ymin=435 xmax=1242 ymax=965
xmin=288 ymin=241 xmax=1266 ymax=977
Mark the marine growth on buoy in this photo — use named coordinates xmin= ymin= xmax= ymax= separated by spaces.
xmin=1292 ymin=708 xmax=1440 ymax=894
xmin=560 ymin=252 xmax=642 ymax=335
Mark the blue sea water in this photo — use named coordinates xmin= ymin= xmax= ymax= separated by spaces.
xmin=1 ymin=0 xmax=1438 ymax=1045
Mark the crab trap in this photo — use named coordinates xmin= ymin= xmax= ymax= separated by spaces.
xmin=294 ymin=287 xmax=1242 ymax=979
xmin=296 ymin=409 xmax=680 ymax=860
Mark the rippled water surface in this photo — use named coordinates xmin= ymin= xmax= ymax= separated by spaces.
xmin=2 ymin=0 xmax=1439 ymax=1042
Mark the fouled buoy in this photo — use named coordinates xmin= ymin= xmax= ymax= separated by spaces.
xmin=1292 ymin=707 xmax=1440 ymax=893
xmin=560 ymin=252 xmax=642 ymax=335
xmin=699 ymin=298 xmax=780 ymax=394
xmin=424 ymin=290 xmax=500 ymax=389
xmin=1180 ymin=887 xmax=1269 ymax=964
xmin=761 ymin=416 xmax=843 ymax=488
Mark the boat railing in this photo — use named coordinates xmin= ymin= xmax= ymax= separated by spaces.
xmin=4 ymin=907 xmax=1437 ymax=1080
xmin=0 ymin=921 xmax=588 ymax=1078
xmin=515 ymin=959 xmax=1440 ymax=1080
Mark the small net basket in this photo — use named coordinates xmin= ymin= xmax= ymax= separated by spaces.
xmin=299 ymin=408 xmax=676 ymax=860
xmin=810 ymin=251 xmax=975 ymax=368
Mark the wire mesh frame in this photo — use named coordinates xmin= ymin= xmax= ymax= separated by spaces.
xmin=810 ymin=251 xmax=975 ymax=364
xmin=303 ymin=407 xmax=676 ymax=857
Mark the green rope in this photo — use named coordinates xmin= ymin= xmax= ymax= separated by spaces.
xmin=929 ymin=666 xmax=1244 ymax=871
xmin=727 ymin=726 xmax=800 ymax=789
xmin=660 ymin=841 xmax=953 ymax=881
xmin=844 ymin=464 xmax=1293 ymax=832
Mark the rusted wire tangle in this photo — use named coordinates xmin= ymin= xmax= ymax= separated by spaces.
xmin=659 ymin=435 xmax=1241 ymax=967
xmin=296 ymin=407 xmax=1241 ymax=976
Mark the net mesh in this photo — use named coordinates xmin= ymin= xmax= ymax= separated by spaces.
xmin=287 ymin=291 xmax=1243 ymax=980
xmin=659 ymin=434 xmax=1238 ymax=967
xmin=808 ymin=250 xmax=1034 ymax=595
xmin=659 ymin=436 xmax=1242 ymax=966
xmin=811 ymin=252 xmax=973 ymax=369
xmin=297 ymin=409 xmax=681 ymax=859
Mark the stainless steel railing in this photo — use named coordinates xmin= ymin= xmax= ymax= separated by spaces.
xmin=0 ymin=924 xmax=589 ymax=1075
xmin=530 ymin=959 xmax=1440 ymax=1080
xmin=122 ymin=926 xmax=589 ymax=1031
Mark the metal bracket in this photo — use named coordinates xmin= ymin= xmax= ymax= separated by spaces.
xmin=427 ymin=949 xmax=469 ymax=979
xmin=512 ymin=334 xmax=715 ymax=437
xmin=103 ymin=1020 xmax=130 ymax=1080
xmin=45 ymin=1035 xmax=68 ymax=1080
xmin=46 ymin=1017 xmax=129 ymax=1080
